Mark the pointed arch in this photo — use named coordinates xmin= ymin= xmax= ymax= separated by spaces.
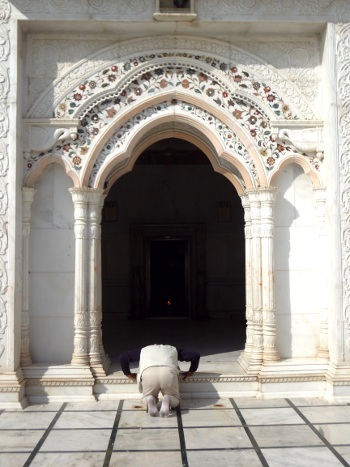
xmin=79 ymin=92 xmax=267 ymax=189
xmin=24 ymin=35 xmax=323 ymax=195
xmin=98 ymin=129 xmax=249 ymax=196
xmin=24 ymin=155 xmax=80 ymax=189
xmin=270 ymin=155 xmax=323 ymax=188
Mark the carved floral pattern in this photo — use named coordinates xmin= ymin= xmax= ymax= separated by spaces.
xmin=57 ymin=56 xmax=295 ymax=121
xmin=28 ymin=37 xmax=316 ymax=120
xmin=26 ymin=59 xmax=312 ymax=183
xmin=198 ymin=0 xmax=344 ymax=17
xmin=337 ymin=23 xmax=350 ymax=349
xmin=0 ymin=0 xmax=9 ymax=367
xmin=12 ymin=0 xmax=149 ymax=16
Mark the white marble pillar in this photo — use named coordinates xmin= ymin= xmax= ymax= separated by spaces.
xmin=87 ymin=189 xmax=110 ymax=376
xmin=241 ymin=194 xmax=253 ymax=359
xmin=246 ymin=189 xmax=264 ymax=371
xmin=20 ymin=187 xmax=36 ymax=367
xmin=314 ymin=187 xmax=329 ymax=359
xmin=260 ymin=187 xmax=279 ymax=362
xmin=69 ymin=188 xmax=89 ymax=366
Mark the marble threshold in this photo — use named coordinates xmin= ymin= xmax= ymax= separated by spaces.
xmin=18 ymin=357 xmax=347 ymax=405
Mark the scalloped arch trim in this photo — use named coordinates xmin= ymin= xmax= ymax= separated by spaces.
xmin=28 ymin=35 xmax=316 ymax=120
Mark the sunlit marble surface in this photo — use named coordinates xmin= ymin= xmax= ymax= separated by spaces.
xmin=1 ymin=397 xmax=350 ymax=466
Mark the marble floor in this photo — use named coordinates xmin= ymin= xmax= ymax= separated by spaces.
xmin=102 ymin=318 xmax=247 ymax=374
xmin=1 ymin=397 xmax=350 ymax=466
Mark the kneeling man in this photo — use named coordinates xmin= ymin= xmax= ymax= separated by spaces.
xmin=119 ymin=344 xmax=200 ymax=417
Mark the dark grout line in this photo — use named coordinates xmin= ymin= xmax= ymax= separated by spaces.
xmin=230 ymin=398 xmax=269 ymax=467
xmin=286 ymin=399 xmax=350 ymax=467
xmin=103 ymin=399 xmax=124 ymax=467
xmin=22 ymin=402 xmax=67 ymax=467
xmin=176 ymin=405 xmax=189 ymax=467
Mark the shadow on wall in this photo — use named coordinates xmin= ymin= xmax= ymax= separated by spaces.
xmin=274 ymin=163 xmax=318 ymax=358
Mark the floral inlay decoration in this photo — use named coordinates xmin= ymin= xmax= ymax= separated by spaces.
xmin=26 ymin=55 xmax=313 ymax=181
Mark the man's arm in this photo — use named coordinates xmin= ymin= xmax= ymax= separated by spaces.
xmin=119 ymin=349 xmax=141 ymax=379
xmin=177 ymin=348 xmax=200 ymax=378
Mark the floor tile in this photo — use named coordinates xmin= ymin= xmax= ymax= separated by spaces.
xmin=30 ymin=452 xmax=106 ymax=466
xmin=55 ymin=410 xmax=117 ymax=429
xmin=40 ymin=429 xmax=111 ymax=452
xmin=181 ymin=408 xmax=240 ymax=426
xmin=119 ymin=409 xmax=178 ymax=428
xmin=261 ymin=446 xmax=345 ymax=466
xmin=114 ymin=428 xmax=180 ymax=451
xmin=297 ymin=406 xmax=350 ymax=424
xmin=234 ymin=398 xmax=290 ymax=409
xmin=288 ymin=398 xmax=344 ymax=407
xmin=316 ymin=423 xmax=350 ymax=445
xmin=0 ymin=430 xmax=45 ymax=452
xmin=335 ymin=445 xmax=350 ymax=464
xmin=179 ymin=398 xmax=232 ymax=409
xmin=240 ymin=407 xmax=304 ymax=425
xmin=250 ymin=424 xmax=324 ymax=447
xmin=187 ymin=449 xmax=262 ymax=467
xmin=121 ymin=399 xmax=145 ymax=410
xmin=0 ymin=411 xmax=56 ymax=429
xmin=0 ymin=453 xmax=31 ymax=466
xmin=110 ymin=450 xmax=183 ymax=467
xmin=24 ymin=403 xmax=64 ymax=412
xmin=183 ymin=426 xmax=252 ymax=449
xmin=65 ymin=401 xmax=119 ymax=411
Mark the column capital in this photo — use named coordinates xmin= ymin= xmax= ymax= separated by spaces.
xmin=69 ymin=187 xmax=92 ymax=203
xmin=22 ymin=186 xmax=36 ymax=201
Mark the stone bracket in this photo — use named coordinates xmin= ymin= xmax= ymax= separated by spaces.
xmin=23 ymin=118 xmax=80 ymax=158
xmin=270 ymin=120 xmax=324 ymax=161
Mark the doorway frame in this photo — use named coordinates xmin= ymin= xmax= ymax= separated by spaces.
xmin=130 ymin=224 xmax=206 ymax=319
xmin=147 ymin=237 xmax=190 ymax=318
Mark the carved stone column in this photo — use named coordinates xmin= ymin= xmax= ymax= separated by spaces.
xmin=240 ymin=194 xmax=253 ymax=362
xmin=260 ymin=187 xmax=279 ymax=362
xmin=246 ymin=189 xmax=264 ymax=372
xmin=69 ymin=188 xmax=89 ymax=365
xmin=314 ymin=187 xmax=329 ymax=359
xmin=87 ymin=189 xmax=110 ymax=376
xmin=21 ymin=187 xmax=36 ymax=367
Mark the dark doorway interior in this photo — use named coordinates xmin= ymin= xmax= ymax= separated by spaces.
xmin=149 ymin=239 xmax=188 ymax=317
xmin=101 ymin=137 xmax=246 ymax=365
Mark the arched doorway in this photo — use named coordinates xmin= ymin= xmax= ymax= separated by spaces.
xmin=101 ymin=138 xmax=246 ymax=364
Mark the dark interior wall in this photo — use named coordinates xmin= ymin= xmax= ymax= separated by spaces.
xmin=101 ymin=142 xmax=245 ymax=320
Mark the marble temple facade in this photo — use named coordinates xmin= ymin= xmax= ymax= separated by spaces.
xmin=1 ymin=0 xmax=350 ymax=407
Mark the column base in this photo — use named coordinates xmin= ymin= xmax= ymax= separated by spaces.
xmin=0 ymin=368 xmax=28 ymax=409
xmin=90 ymin=353 xmax=111 ymax=377
xmin=22 ymin=363 xmax=95 ymax=404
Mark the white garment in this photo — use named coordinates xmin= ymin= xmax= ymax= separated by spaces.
xmin=137 ymin=344 xmax=179 ymax=392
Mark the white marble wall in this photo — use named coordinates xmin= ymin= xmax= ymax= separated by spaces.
xmin=274 ymin=164 xmax=319 ymax=358
xmin=2 ymin=0 xmax=350 ymax=405
xmin=29 ymin=164 xmax=75 ymax=362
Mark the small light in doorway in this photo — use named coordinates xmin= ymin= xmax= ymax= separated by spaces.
xmin=103 ymin=202 xmax=117 ymax=222
xmin=217 ymin=201 xmax=231 ymax=222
